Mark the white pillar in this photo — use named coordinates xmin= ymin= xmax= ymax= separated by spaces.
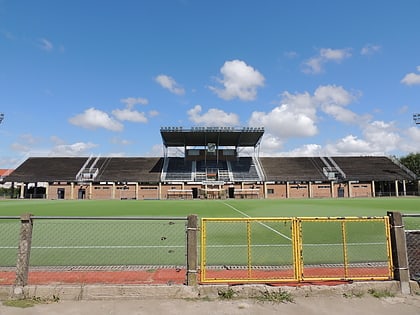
xmin=371 ymin=180 xmax=376 ymax=197
xmin=395 ymin=180 xmax=399 ymax=197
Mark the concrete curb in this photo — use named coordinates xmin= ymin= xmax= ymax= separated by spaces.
xmin=1 ymin=281 xmax=419 ymax=301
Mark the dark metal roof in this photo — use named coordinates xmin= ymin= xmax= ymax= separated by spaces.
xmin=160 ymin=127 xmax=264 ymax=147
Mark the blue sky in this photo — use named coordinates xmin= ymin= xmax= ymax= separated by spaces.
xmin=1 ymin=0 xmax=420 ymax=169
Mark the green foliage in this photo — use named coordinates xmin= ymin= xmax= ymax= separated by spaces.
xmin=399 ymin=153 xmax=420 ymax=177
xmin=367 ymin=288 xmax=395 ymax=298
xmin=256 ymin=289 xmax=294 ymax=303
xmin=218 ymin=287 xmax=236 ymax=300
xmin=2 ymin=295 xmax=59 ymax=308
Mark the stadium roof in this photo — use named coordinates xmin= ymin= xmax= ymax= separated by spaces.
xmin=160 ymin=127 xmax=265 ymax=147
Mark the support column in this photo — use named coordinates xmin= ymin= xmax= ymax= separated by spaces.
xmin=395 ymin=180 xmax=399 ymax=197
xmin=331 ymin=182 xmax=335 ymax=198
xmin=70 ymin=182 xmax=75 ymax=200
xmin=45 ymin=182 xmax=49 ymax=200
xmin=308 ymin=181 xmax=312 ymax=198
xmin=263 ymin=182 xmax=267 ymax=199
xmin=402 ymin=180 xmax=406 ymax=196
xmin=348 ymin=182 xmax=352 ymax=198
xmin=371 ymin=180 xmax=376 ymax=197
xmin=286 ymin=182 xmax=290 ymax=199
xmin=112 ymin=182 xmax=116 ymax=200
xmin=135 ymin=183 xmax=139 ymax=200
xmin=20 ymin=184 xmax=25 ymax=199
xmin=88 ymin=182 xmax=93 ymax=200
xmin=158 ymin=182 xmax=162 ymax=200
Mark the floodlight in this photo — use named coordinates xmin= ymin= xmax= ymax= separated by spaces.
xmin=414 ymin=113 xmax=420 ymax=125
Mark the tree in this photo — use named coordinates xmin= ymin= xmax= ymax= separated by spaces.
xmin=399 ymin=153 xmax=420 ymax=177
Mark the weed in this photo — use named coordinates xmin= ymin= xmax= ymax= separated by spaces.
xmin=368 ymin=288 xmax=395 ymax=298
xmin=218 ymin=287 xmax=236 ymax=300
xmin=2 ymin=295 xmax=60 ymax=308
xmin=257 ymin=289 xmax=294 ymax=303
xmin=343 ymin=290 xmax=364 ymax=298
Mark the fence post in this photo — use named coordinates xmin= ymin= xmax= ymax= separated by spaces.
xmin=13 ymin=213 xmax=33 ymax=297
xmin=186 ymin=214 xmax=198 ymax=286
xmin=387 ymin=211 xmax=411 ymax=294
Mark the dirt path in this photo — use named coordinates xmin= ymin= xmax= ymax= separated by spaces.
xmin=1 ymin=295 xmax=420 ymax=315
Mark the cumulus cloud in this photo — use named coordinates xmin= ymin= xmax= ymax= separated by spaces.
xmin=155 ymin=74 xmax=185 ymax=95
xmin=112 ymin=108 xmax=148 ymax=123
xmin=250 ymin=104 xmax=318 ymax=138
xmin=401 ymin=66 xmax=420 ymax=85
xmin=120 ymin=97 xmax=148 ymax=108
xmin=326 ymin=135 xmax=378 ymax=155
xmin=187 ymin=105 xmax=240 ymax=126
xmin=360 ymin=44 xmax=381 ymax=55
xmin=250 ymin=85 xmax=361 ymax=143
xmin=69 ymin=108 xmax=123 ymax=131
xmin=302 ymin=48 xmax=352 ymax=74
xmin=49 ymin=142 xmax=98 ymax=156
xmin=209 ymin=60 xmax=265 ymax=101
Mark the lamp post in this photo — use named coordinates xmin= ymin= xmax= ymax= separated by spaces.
xmin=414 ymin=113 xmax=420 ymax=125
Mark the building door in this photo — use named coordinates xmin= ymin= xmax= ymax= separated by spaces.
xmin=192 ymin=188 xmax=198 ymax=199
xmin=57 ymin=188 xmax=65 ymax=199
xmin=78 ymin=188 xmax=86 ymax=199
xmin=337 ymin=187 xmax=345 ymax=198
xmin=228 ymin=187 xmax=235 ymax=198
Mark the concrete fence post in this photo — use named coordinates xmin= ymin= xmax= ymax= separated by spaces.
xmin=186 ymin=214 xmax=198 ymax=286
xmin=14 ymin=213 xmax=33 ymax=295
xmin=387 ymin=211 xmax=411 ymax=294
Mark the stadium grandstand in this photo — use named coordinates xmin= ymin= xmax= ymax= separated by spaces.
xmin=3 ymin=126 xmax=419 ymax=200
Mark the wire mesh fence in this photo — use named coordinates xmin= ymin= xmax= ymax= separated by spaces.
xmin=402 ymin=214 xmax=420 ymax=282
xmin=200 ymin=218 xmax=295 ymax=283
xmin=298 ymin=217 xmax=392 ymax=280
xmin=29 ymin=217 xmax=187 ymax=268
xmin=0 ymin=217 xmax=20 ymax=268
xmin=200 ymin=217 xmax=393 ymax=284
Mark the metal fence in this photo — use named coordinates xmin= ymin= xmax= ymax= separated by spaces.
xmin=200 ymin=217 xmax=393 ymax=284
xmin=402 ymin=214 xmax=420 ymax=282
xmin=0 ymin=215 xmax=193 ymax=286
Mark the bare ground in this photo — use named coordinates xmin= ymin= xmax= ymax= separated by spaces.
xmin=1 ymin=295 xmax=420 ymax=315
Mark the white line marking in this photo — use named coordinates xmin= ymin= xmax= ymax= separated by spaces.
xmin=223 ymin=202 xmax=292 ymax=241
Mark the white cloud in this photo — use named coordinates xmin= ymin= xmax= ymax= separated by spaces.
xmin=209 ymin=60 xmax=265 ymax=101
xmin=110 ymin=137 xmax=132 ymax=146
xmin=120 ymin=97 xmax=149 ymax=108
xmin=250 ymin=104 xmax=318 ymax=138
xmin=148 ymin=110 xmax=159 ymax=117
xmin=49 ymin=142 xmax=98 ymax=156
xmin=187 ymin=105 xmax=240 ymax=126
xmin=112 ymin=108 xmax=148 ymax=123
xmin=302 ymin=48 xmax=352 ymax=74
xmin=326 ymin=135 xmax=378 ymax=155
xmin=360 ymin=44 xmax=381 ymax=55
xmin=69 ymin=108 xmax=123 ymax=131
xmin=39 ymin=38 xmax=53 ymax=51
xmin=401 ymin=66 xmax=420 ymax=85
xmin=402 ymin=127 xmax=420 ymax=152
xmin=363 ymin=120 xmax=401 ymax=153
xmin=155 ymin=75 xmax=185 ymax=95
xmin=280 ymin=144 xmax=323 ymax=157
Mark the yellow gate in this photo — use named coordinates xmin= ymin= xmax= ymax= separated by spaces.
xmin=200 ymin=217 xmax=393 ymax=284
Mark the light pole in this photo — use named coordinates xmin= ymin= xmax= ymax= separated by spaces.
xmin=414 ymin=113 xmax=420 ymax=125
